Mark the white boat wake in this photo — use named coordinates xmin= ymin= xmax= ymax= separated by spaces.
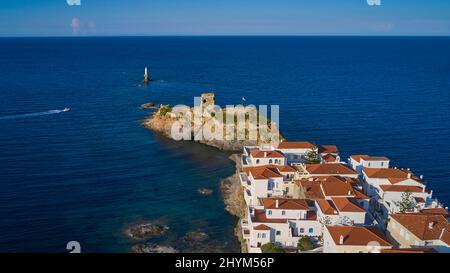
xmin=0 ymin=108 xmax=70 ymax=120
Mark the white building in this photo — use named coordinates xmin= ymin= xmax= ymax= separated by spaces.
xmin=242 ymin=146 xmax=285 ymax=167
xmin=242 ymin=198 xmax=320 ymax=253
xmin=362 ymin=167 xmax=425 ymax=197
xmin=349 ymin=155 xmax=390 ymax=174
xmin=316 ymin=197 xmax=367 ymax=226
xmin=240 ymin=165 xmax=296 ymax=206
xmin=361 ymin=167 xmax=440 ymax=224
xmin=387 ymin=213 xmax=450 ymax=253
xmin=323 ymin=225 xmax=392 ymax=253
xmin=276 ymin=141 xmax=317 ymax=165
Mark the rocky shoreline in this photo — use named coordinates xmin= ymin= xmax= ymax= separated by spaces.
xmin=220 ymin=154 xmax=248 ymax=253
xmin=139 ymin=93 xmax=281 ymax=252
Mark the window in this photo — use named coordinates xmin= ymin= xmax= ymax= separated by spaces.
xmin=381 ymin=162 xmax=384 ymax=167
xmin=257 ymin=242 xmax=261 ymax=247
xmin=309 ymin=228 xmax=314 ymax=234
xmin=300 ymin=228 xmax=305 ymax=233
xmin=262 ymin=233 xmax=266 ymax=239
xmin=368 ymin=163 xmax=371 ymax=167
xmin=256 ymin=159 xmax=260 ymax=164
xmin=282 ymin=210 xmax=286 ymax=216
xmin=276 ymin=231 xmax=281 ymax=236
xmin=268 ymin=210 xmax=272 ymax=215
xmin=257 ymin=233 xmax=261 ymax=238
xmin=269 ymin=159 xmax=273 ymax=164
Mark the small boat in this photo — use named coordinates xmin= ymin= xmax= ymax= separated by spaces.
xmin=62 ymin=108 xmax=70 ymax=112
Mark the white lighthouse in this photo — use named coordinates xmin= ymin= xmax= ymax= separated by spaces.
xmin=143 ymin=67 xmax=150 ymax=83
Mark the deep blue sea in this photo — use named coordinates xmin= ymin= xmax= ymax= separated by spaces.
xmin=0 ymin=37 xmax=449 ymax=252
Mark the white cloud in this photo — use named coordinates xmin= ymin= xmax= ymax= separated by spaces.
xmin=66 ymin=0 xmax=81 ymax=6
xmin=71 ymin=18 xmax=80 ymax=35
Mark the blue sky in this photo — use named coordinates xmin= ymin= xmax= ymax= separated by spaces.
xmin=0 ymin=0 xmax=449 ymax=36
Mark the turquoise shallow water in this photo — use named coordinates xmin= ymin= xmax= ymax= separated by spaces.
xmin=0 ymin=36 xmax=449 ymax=252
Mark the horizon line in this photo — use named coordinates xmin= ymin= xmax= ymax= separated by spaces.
xmin=1 ymin=34 xmax=450 ymax=38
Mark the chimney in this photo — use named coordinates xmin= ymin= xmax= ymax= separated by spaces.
xmin=439 ymin=228 xmax=446 ymax=240
xmin=339 ymin=235 xmax=344 ymax=245
xmin=428 ymin=221 xmax=436 ymax=229
xmin=407 ymin=173 xmax=412 ymax=179
xmin=348 ymin=190 xmax=352 ymax=196
xmin=264 ymin=152 xmax=267 ymax=157
xmin=275 ymin=199 xmax=279 ymax=208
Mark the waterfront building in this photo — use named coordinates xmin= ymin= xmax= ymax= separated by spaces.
xmin=349 ymin=155 xmax=390 ymax=174
xmin=240 ymin=165 xmax=296 ymax=206
xmin=323 ymin=225 xmax=392 ymax=253
xmin=276 ymin=141 xmax=317 ymax=165
xmin=242 ymin=146 xmax=285 ymax=167
xmin=241 ymin=197 xmax=320 ymax=253
xmin=386 ymin=213 xmax=450 ymax=253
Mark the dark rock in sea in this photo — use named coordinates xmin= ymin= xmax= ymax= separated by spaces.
xmin=140 ymin=102 xmax=158 ymax=110
xmin=184 ymin=231 xmax=209 ymax=243
xmin=197 ymin=188 xmax=213 ymax=196
xmin=125 ymin=222 xmax=169 ymax=240
xmin=132 ymin=243 xmax=179 ymax=253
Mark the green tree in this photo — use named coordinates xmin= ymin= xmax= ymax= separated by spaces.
xmin=260 ymin=243 xmax=285 ymax=253
xmin=394 ymin=191 xmax=415 ymax=213
xmin=159 ymin=105 xmax=172 ymax=117
xmin=304 ymin=149 xmax=321 ymax=164
xmin=297 ymin=236 xmax=314 ymax=252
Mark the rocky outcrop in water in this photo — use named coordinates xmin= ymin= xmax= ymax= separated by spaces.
xmin=125 ymin=222 xmax=169 ymax=241
xmin=197 ymin=188 xmax=213 ymax=196
xmin=183 ymin=231 xmax=210 ymax=243
xmin=140 ymin=102 xmax=158 ymax=110
xmin=142 ymin=93 xmax=283 ymax=152
xmin=132 ymin=243 xmax=179 ymax=253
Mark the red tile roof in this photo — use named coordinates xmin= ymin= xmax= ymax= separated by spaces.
xmin=243 ymin=165 xmax=283 ymax=179
xmin=318 ymin=145 xmax=339 ymax=154
xmin=363 ymin=168 xmax=421 ymax=184
xmin=322 ymin=154 xmax=338 ymax=163
xmin=306 ymin=164 xmax=357 ymax=176
xmin=351 ymin=155 xmax=389 ymax=163
xmin=379 ymin=185 xmax=424 ymax=193
xmin=331 ymin=197 xmax=366 ymax=213
xmin=277 ymin=141 xmax=316 ymax=149
xmin=390 ymin=213 xmax=450 ymax=245
xmin=250 ymin=150 xmax=285 ymax=158
xmin=254 ymin=224 xmax=271 ymax=231
xmin=420 ymin=208 xmax=449 ymax=216
xmin=326 ymin=226 xmax=392 ymax=246
xmin=320 ymin=177 xmax=355 ymax=197
xmin=316 ymin=199 xmax=338 ymax=215
xmin=295 ymin=179 xmax=325 ymax=199
xmin=260 ymin=198 xmax=310 ymax=210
